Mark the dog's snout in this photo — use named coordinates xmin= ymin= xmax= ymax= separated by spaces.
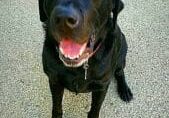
xmin=54 ymin=6 xmax=80 ymax=29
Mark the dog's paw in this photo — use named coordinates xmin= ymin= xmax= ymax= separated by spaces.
xmin=52 ymin=113 xmax=62 ymax=118
xmin=88 ymin=112 xmax=99 ymax=118
xmin=52 ymin=116 xmax=62 ymax=118
xmin=118 ymin=85 xmax=133 ymax=102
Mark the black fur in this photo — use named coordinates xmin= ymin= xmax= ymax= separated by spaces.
xmin=38 ymin=0 xmax=133 ymax=118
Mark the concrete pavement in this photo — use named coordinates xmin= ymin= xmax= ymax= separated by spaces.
xmin=0 ymin=0 xmax=169 ymax=118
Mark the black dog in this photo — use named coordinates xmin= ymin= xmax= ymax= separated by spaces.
xmin=38 ymin=0 xmax=133 ymax=118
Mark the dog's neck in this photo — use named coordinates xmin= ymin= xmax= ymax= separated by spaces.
xmin=82 ymin=18 xmax=116 ymax=80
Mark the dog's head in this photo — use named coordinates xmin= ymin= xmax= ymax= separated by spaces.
xmin=39 ymin=0 xmax=122 ymax=67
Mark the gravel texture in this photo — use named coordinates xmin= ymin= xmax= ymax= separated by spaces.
xmin=0 ymin=0 xmax=169 ymax=118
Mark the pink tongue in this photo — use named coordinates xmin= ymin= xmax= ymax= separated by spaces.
xmin=59 ymin=38 xmax=87 ymax=59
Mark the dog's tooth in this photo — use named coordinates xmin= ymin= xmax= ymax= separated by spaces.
xmin=67 ymin=54 xmax=71 ymax=59
xmin=76 ymin=54 xmax=80 ymax=59
xmin=79 ymin=43 xmax=87 ymax=56
xmin=69 ymin=56 xmax=74 ymax=60
xmin=79 ymin=49 xmax=83 ymax=56
xmin=65 ymin=54 xmax=68 ymax=58
xmin=67 ymin=54 xmax=76 ymax=60
xmin=59 ymin=47 xmax=64 ymax=54
xmin=74 ymin=55 xmax=78 ymax=59
xmin=79 ymin=47 xmax=85 ymax=56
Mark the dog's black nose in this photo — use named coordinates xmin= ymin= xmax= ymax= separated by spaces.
xmin=54 ymin=6 xmax=80 ymax=29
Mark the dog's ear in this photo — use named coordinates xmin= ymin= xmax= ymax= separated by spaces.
xmin=112 ymin=0 xmax=124 ymax=14
xmin=112 ymin=0 xmax=124 ymax=28
xmin=38 ymin=0 xmax=47 ymax=22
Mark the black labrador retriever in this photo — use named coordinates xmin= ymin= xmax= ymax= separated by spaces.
xmin=38 ymin=0 xmax=133 ymax=118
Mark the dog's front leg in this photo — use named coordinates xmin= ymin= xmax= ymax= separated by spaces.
xmin=49 ymin=79 xmax=64 ymax=118
xmin=88 ymin=88 xmax=108 ymax=118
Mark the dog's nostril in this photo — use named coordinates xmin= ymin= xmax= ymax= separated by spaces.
xmin=67 ymin=18 xmax=77 ymax=25
xmin=66 ymin=17 xmax=78 ymax=29
xmin=54 ymin=6 xmax=80 ymax=28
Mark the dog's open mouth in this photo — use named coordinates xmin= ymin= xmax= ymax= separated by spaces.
xmin=58 ymin=35 xmax=95 ymax=67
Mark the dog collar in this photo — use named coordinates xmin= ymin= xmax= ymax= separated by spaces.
xmin=82 ymin=33 xmax=104 ymax=80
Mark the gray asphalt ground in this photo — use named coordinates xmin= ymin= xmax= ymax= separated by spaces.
xmin=0 ymin=0 xmax=169 ymax=118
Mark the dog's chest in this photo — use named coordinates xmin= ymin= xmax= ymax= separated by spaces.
xmin=59 ymin=59 xmax=112 ymax=93
xmin=61 ymin=70 xmax=110 ymax=93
